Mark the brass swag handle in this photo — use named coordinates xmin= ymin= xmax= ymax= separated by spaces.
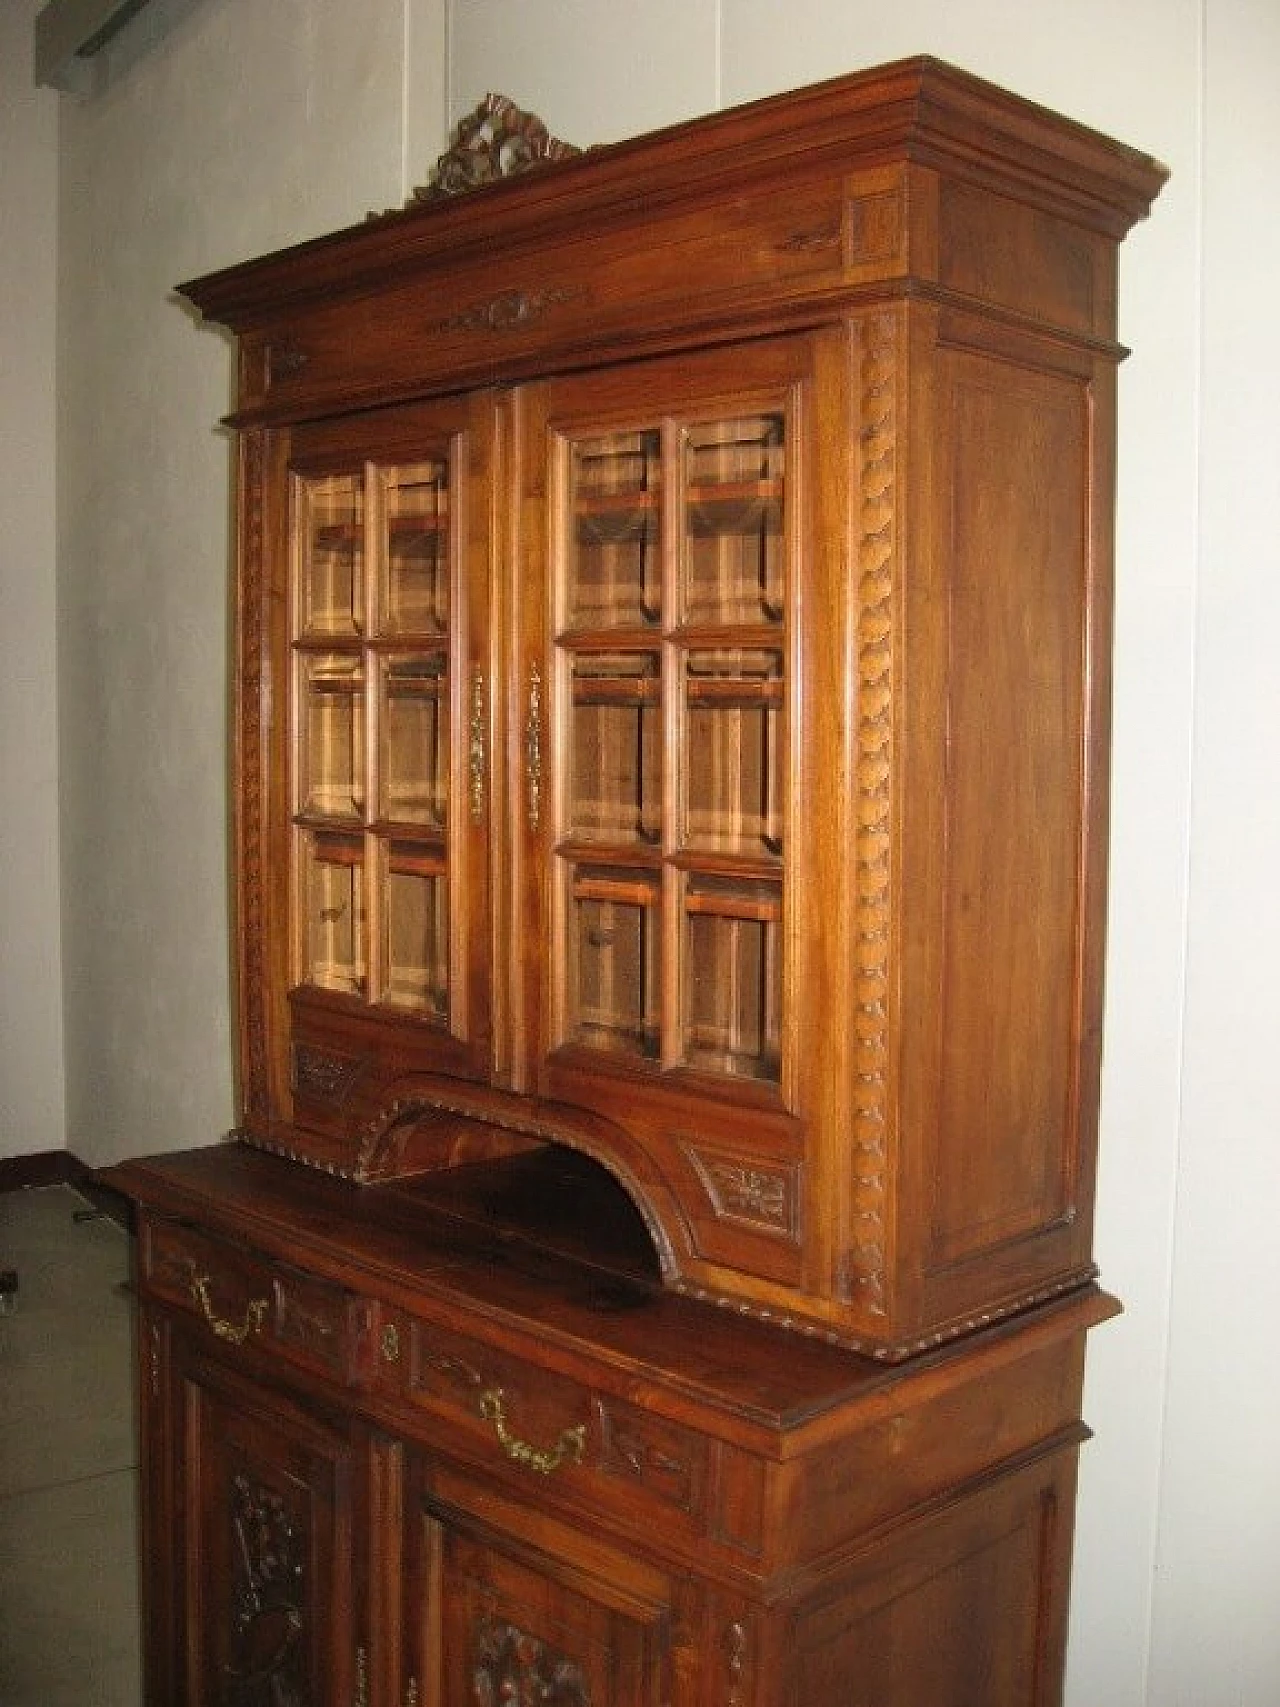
xmin=479 ymin=1387 xmax=585 ymax=1476
xmin=188 ymin=1270 xmax=269 ymax=1345
xmin=525 ymin=662 xmax=542 ymax=832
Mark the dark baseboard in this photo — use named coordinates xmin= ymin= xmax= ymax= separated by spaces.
xmin=0 ymin=1150 xmax=133 ymax=1231
xmin=0 ymin=1150 xmax=88 ymax=1192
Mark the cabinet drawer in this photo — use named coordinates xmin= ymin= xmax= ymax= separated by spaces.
xmin=142 ymin=1217 xmax=364 ymax=1383
xmin=384 ymin=1313 xmax=711 ymax=1537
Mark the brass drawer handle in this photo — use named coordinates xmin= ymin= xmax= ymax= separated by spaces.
xmin=479 ymin=1387 xmax=585 ymax=1476
xmin=188 ymin=1270 xmax=269 ymax=1345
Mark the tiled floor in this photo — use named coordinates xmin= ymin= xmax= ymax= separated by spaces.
xmin=0 ymin=1186 xmax=141 ymax=1707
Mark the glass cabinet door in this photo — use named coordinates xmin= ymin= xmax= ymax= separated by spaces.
xmin=287 ymin=414 xmax=487 ymax=1075
xmin=547 ymin=386 xmax=795 ymax=1096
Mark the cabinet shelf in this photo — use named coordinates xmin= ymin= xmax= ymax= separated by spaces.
xmin=381 ymin=674 xmax=445 ymax=699
xmin=573 ymin=479 xmax=783 ymax=543
xmin=571 ymin=675 xmax=662 ymax=707
xmin=385 ymin=841 xmax=448 ymax=877
xmin=684 ymin=883 xmax=780 ymax=924
xmin=570 ymin=871 xmax=660 ymax=908
xmin=685 ymin=675 xmax=782 ymax=707
xmin=687 ymin=479 xmax=783 ymax=537
xmin=295 ymin=824 xmax=363 ymax=857
xmin=556 ymin=838 xmax=663 ymax=869
xmin=312 ymin=511 xmax=450 ymax=553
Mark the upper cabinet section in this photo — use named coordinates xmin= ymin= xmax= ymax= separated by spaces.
xmin=184 ymin=60 xmax=1165 ymax=1359
xmin=184 ymin=58 xmax=1165 ymax=425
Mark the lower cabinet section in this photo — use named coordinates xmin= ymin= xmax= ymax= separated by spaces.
xmin=142 ymin=1318 xmax=1092 ymax=1707
xmin=119 ymin=1150 xmax=1114 ymax=1707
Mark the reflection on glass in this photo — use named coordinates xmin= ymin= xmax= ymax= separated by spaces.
xmin=301 ymin=833 xmax=365 ymax=996
xmin=683 ymin=651 xmax=782 ymax=857
xmin=569 ymin=653 xmax=662 ymax=845
xmin=299 ymin=474 xmax=363 ymax=636
xmin=683 ymin=415 xmax=784 ymax=626
xmin=683 ymin=876 xmax=780 ymax=1082
xmin=299 ymin=655 xmax=365 ymax=819
xmin=380 ymin=655 xmax=448 ymax=828
xmin=568 ymin=866 xmax=660 ymax=1058
xmin=380 ymin=461 xmax=449 ymax=635
xmin=381 ymin=851 xmax=448 ymax=1015
xmin=567 ymin=430 xmax=661 ymax=628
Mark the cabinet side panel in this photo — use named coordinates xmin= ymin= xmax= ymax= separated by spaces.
xmin=923 ymin=349 xmax=1092 ymax=1275
xmin=793 ymin=1450 xmax=1078 ymax=1707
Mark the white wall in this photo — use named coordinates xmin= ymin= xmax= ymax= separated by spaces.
xmin=0 ymin=0 xmax=65 ymax=1160
xmin=1148 ymin=1 xmax=1280 ymax=1700
xmin=36 ymin=0 xmax=1279 ymax=1701
xmin=56 ymin=0 xmax=444 ymax=1169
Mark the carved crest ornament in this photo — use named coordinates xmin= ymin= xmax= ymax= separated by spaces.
xmin=417 ymin=93 xmax=581 ymax=198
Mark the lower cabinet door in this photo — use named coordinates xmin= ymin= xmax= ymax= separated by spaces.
xmin=171 ymin=1336 xmax=367 ymax=1707
xmin=405 ymin=1462 xmax=677 ymax=1707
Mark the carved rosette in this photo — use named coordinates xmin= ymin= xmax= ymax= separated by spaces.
xmin=846 ymin=309 xmax=899 ymax=1319
xmin=291 ymin=1042 xmax=365 ymax=1108
xmin=685 ymin=1146 xmax=797 ymax=1240
xmin=237 ymin=429 xmax=270 ymax=1131
xmin=472 ymin=1616 xmax=589 ymax=1707
xmin=416 ymin=93 xmax=581 ymax=201
xmin=226 ymin=1471 xmax=306 ymax=1704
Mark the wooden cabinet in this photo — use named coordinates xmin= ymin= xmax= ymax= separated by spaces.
xmin=106 ymin=57 xmax=1165 ymax=1705
xmin=120 ymin=1145 xmax=1113 ymax=1707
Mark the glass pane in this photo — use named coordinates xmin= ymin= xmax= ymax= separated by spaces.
xmin=682 ymin=415 xmax=784 ymax=626
xmin=298 ymin=654 xmax=365 ymax=819
xmin=380 ymin=847 xmax=448 ymax=1015
xmin=380 ymin=655 xmax=448 ymax=828
xmin=379 ymin=461 xmax=449 ymax=635
xmin=682 ymin=876 xmax=781 ymax=1083
xmin=300 ymin=832 xmax=365 ymax=997
xmin=683 ymin=650 xmax=783 ymax=858
xmin=567 ymin=865 xmax=660 ymax=1058
xmin=568 ymin=653 xmax=662 ymax=846
xmin=298 ymin=474 xmax=363 ymax=637
xmin=567 ymin=430 xmax=661 ymax=629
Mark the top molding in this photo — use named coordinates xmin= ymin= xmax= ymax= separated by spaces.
xmin=179 ymin=56 xmax=1168 ymax=331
